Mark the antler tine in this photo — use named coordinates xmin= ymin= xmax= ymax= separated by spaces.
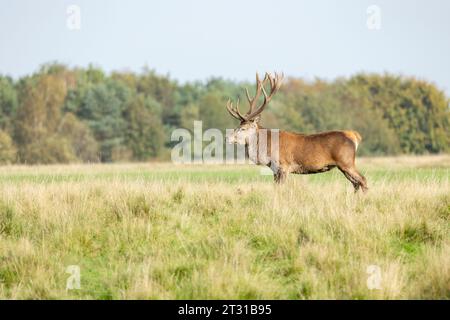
xmin=245 ymin=71 xmax=284 ymax=120
xmin=226 ymin=99 xmax=239 ymax=120
xmin=267 ymin=72 xmax=283 ymax=90
xmin=244 ymin=72 xmax=270 ymax=115
xmin=234 ymin=98 xmax=246 ymax=120
xmin=227 ymin=72 xmax=283 ymax=122
xmin=226 ymin=98 xmax=245 ymax=121
xmin=276 ymin=72 xmax=284 ymax=89
xmin=270 ymin=72 xmax=284 ymax=92
xmin=245 ymin=88 xmax=252 ymax=106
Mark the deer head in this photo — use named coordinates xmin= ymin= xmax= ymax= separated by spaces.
xmin=226 ymin=72 xmax=283 ymax=145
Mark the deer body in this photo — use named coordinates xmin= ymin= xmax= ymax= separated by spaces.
xmin=226 ymin=72 xmax=368 ymax=192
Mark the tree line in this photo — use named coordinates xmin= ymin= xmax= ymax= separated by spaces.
xmin=0 ymin=63 xmax=448 ymax=164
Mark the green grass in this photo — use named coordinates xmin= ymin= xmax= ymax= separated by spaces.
xmin=0 ymin=165 xmax=447 ymax=184
xmin=0 ymin=156 xmax=449 ymax=299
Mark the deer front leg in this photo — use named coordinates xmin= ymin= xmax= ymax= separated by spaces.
xmin=273 ymin=168 xmax=287 ymax=184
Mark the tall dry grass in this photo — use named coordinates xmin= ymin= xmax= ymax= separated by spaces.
xmin=0 ymin=156 xmax=448 ymax=299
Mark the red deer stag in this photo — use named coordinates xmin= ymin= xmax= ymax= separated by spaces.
xmin=225 ymin=72 xmax=368 ymax=192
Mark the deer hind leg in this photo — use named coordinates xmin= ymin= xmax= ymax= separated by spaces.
xmin=339 ymin=166 xmax=368 ymax=193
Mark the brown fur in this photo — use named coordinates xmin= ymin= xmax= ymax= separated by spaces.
xmin=265 ymin=127 xmax=368 ymax=192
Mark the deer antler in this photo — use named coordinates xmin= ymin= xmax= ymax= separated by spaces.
xmin=245 ymin=72 xmax=284 ymax=120
xmin=226 ymin=98 xmax=246 ymax=121
xmin=226 ymin=72 xmax=284 ymax=122
xmin=245 ymin=73 xmax=269 ymax=115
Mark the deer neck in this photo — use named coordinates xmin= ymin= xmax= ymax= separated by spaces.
xmin=246 ymin=126 xmax=271 ymax=166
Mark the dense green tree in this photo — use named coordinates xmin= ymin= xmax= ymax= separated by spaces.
xmin=198 ymin=92 xmax=233 ymax=130
xmin=0 ymin=63 xmax=448 ymax=164
xmin=0 ymin=76 xmax=18 ymax=132
xmin=124 ymin=95 xmax=165 ymax=160
xmin=137 ymin=68 xmax=178 ymax=126
xmin=58 ymin=113 xmax=99 ymax=162
xmin=78 ymin=79 xmax=131 ymax=161
xmin=348 ymin=74 xmax=450 ymax=154
xmin=0 ymin=129 xmax=17 ymax=164
xmin=14 ymin=73 xmax=68 ymax=163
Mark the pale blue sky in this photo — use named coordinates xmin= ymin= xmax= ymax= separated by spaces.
xmin=0 ymin=0 xmax=449 ymax=94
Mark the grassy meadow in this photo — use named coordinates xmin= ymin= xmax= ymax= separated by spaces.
xmin=0 ymin=156 xmax=449 ymax=299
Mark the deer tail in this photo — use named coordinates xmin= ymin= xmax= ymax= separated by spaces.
xmin=344 ymin=130 xmax=362 ymax=150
